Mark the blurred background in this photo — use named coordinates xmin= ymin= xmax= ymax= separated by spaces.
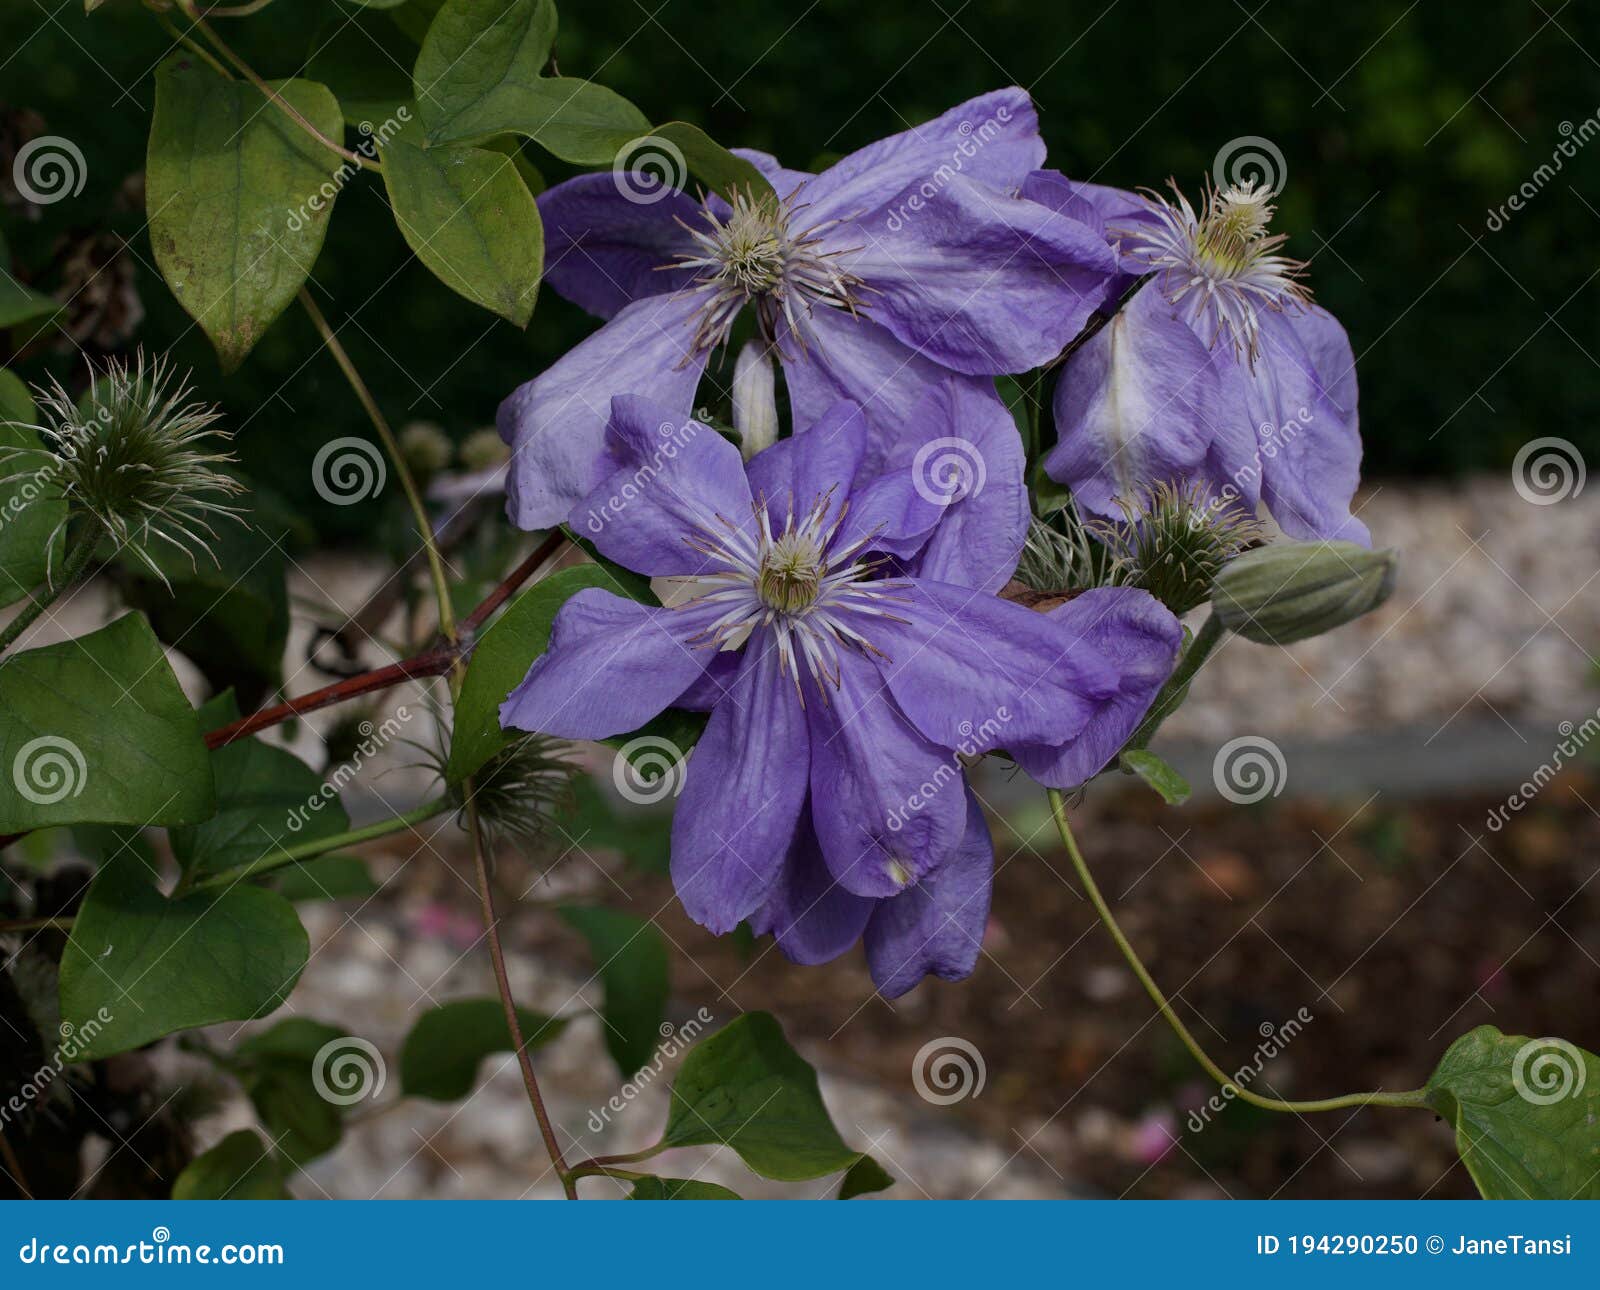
xmin=2 ymin=0 xmax=1598 ymax=1199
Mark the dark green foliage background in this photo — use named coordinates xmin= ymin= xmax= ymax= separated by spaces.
xmin=4 ymin=0 xmax=1596 ymax=538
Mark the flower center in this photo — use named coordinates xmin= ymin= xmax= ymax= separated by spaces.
xmin=672 ymin=488 xmax=907 ymax=700
xmin=757 ymin=530 xmax=825 ymax=612
xmin=1120 ymin=177 xmax=1308 ymax=364
xmin=674 ymin=189 xmax=865 ymax=355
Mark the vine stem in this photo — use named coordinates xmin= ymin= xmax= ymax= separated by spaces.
xmin=298 ymin=290 xmax=455 ymax=644
xmin=176 ymin=2 xmax=373 ymax=169
xmin=1046 ymin=790 xmax=1429 ymax=1114
xmin=1126 ymin=612 xmax=1225 ymax=751
xmin=189 ymin=797 xmax=451 ymax=892
xmin=464 ymin=791 xmax=578 ymax=1198
xmin=0 ymin=527 xmax=98 ymax=655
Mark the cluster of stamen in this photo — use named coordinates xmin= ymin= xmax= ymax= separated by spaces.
xmin=1121 ymin=177 xmax=1309 ymax=364
xmin=672 ymin=488 xmax=906 ymax=702
xmin=673 ymin=189 xmax=866 ymax=355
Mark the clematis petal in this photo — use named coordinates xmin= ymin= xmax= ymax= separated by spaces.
xmin=671 ymin=636 xmax=810 ymax=934
xmin=499 ymin=588 xmax=720 ymax=739
xmin=576 ymin=396 xmax=754 ymax=576
xmin=869 ymin=577 xmax=1121 ymax=750
xmin=499 ymin=291 xmax=709 ymax=532
xmin=1010 ymin=588 xmax=1182 ymax=788
xmin=537 ymin=173 xmax=701 ymax=320
xmin=1022 ymin=170 xmax=1159 ymax=282
xmin=807 ymin=657 xmax=968 ymax=899
xmin=731 ymin=148 xmax=814 ymax=201
xmin=877 ymin=378 xmax=1027 ymax=593
xmin=864 ymin=787 xmax=994 ymax=998
xmin=745 ymin=399 xmax=869 ymax=517
xmin=750 ymin=815 xmax=875 ymax=966
xmin=1248 ymin=308 xmax=1368 ymax=544
xmin=777 ymin=304 xmax=958 ymax=461
xmin=840 ymin=174 xmax=1117 ymax=373
xmin=801 ymin=88 xmax=1045 ymax=227
xmin=1043 ymin=285 xmax=1235 ymax=521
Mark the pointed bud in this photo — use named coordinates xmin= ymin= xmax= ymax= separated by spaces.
xmin=731 ymin=341 xmax=777 ymax=460
xmin=1213 ymin=541 xmax=1397 ymax=645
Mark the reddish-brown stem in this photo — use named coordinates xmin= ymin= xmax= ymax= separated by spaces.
xmin=204 ymin=648 xmax=457 ymax=748
xmin=462 ymin=531 xmax=565 ymax=635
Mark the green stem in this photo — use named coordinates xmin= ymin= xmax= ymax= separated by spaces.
xmin=1127 ymin=612 xmax=1224 ymax=750
xmin=1047 ymin=790 xmax=1429 ymax=1115
xmin=298 ymin=290 xmax=456 ymax=644
xmin=190 ymin=796 xmax=450 ymax=892
xmin=0 ymin=528 xmax=99 ymax=655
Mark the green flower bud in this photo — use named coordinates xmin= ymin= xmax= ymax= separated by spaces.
xmin=1212 ymin=540 xmax=1397 ymax=645
xmin=399 ymin=421 xmax=453 ymax=478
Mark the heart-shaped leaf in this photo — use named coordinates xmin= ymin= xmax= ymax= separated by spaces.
xmin=172 ymin=1130 xmax=292 ymax=1200
xmin=0 ymin=613 xmax=214 ymax=832
xmin=235 ymin=1018 xmax=376 ymax=1165
xmin=59 ymin=851 xmax=308 ymax=1059
xmin=400 ymin=998 xmax=567 ymax=1101
xmin=148 ymin=62 xmax=345 ymax=371
xmin=0 ymin=370 xmax=65 ymax=610
xmin=170 ymin=736 xmax=348 ymax=880
xmin=627 ymin=1176 xmax=741 ymax=1200
xmin=560 ymin=906 xmax=669 ymax=1077
xmin=415 ymin=0 xmax=648 ymax=162
xmin=380 ymin=127 xmax=543 ymax=325
xmin=838 ymin=1154 xmax=894 ymax=1198
xmin=661 ymin=1012 xmax=861 ymax=1181
xmin=1424 ymin=1025 xmax=1600 ymax=1199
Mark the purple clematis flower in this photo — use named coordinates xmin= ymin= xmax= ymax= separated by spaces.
xmin=497 ymin=88 xmax=1118 ymax=533
xmin=1024 ymin=170 xmax=1368 ymax=545
xmin=500 ymin=393 xmax=1178 ymax=995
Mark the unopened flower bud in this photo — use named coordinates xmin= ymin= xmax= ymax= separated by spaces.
xmin=1212 ymin=541 xmax=1397 ymax=645
xmin=399 ymin=421 xmax=452 ymax=479
xmin=731 ymin=341 xmax=777 ymax=460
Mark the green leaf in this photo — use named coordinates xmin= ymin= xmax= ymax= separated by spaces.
xmin=838 ymin=1154 xmax=894 ymax=1198
xmin=0 ymin=238 xmax=58 ymax=330
xmin=172 ymin=1130 xmax=292 ymax=1200
xmin=0 ymin=613 xmax=215 ymax=832
xmin=1119 ymin=748 xmax=1192 ymax=805
xmin=448 ymin=563 xmax=630 ymax=782
xmin=272 ymin=853 xmax=380 ymax=902
xmin=169 ymin=736 xmax=348 ymax=879
xmin=400 ymin=998 xmax=567 ymax=1101
xmin=627 ymin=1176 xmax=741 ymax=1200
xmin=645 ymin=121 xmax=774 ymax=203
xmin=58 ymin=850 xmax=308 ymax=1059
xmin=1424 ymin=1025 xmax=1600 ymax=1200
xmin=415 ymin=0 xmax=650 ymax=161
xmin=380 ymin=127 xmax=543 ymax=325
xmin=0 ymin=369 xmax=66 ymax=609
xmin=119 ymin=491 xmax=294 ymax=701
xmin=390 ymin=0 xmax=446 ymax=42
xmin=147 ymin=62 xmax=346 ymax=371
xmin=661 ymin=1012 xmax=861 ymax=1181
xmin=560 ymin=906 xmax=668 ymax=1077
xmin=235 ymin=1018 xmax=363 ymax=1165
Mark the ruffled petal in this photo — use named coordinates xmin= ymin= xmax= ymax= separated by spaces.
xmin=1043 ymin=285 xmax=1235 ymax=520
xmin=868 ymin=577 xmax=1124 ymax=751
xmin=802 ymin=88 xmax=1045 ymax=227
xmin=576 ymin=396 xmax=754 ymax=576
xmin=777 ymin=304 xmax=954 ymax=460
xmin=841 ymin=174 xmax=1116 ymax=373
xmin=806 ymin=656 xmax=968 ymax=899
xmin=864 ymin=786 xmax=993 ymax=997
xmin=1021 ymin=170 xmax=1159 ymax=283
xmin=537 ymin=173 xmax=701 ymax=320
xmin=670 ymin=635 xmax=810 ymax=934
xmin=499 ymin=291 xmax=709 ymax=532
xmin=1010 ymin=588 xmax=1182 ymax=788
xmin=749 ymin=815 xmax=875 ymax=966
xmin=877 ymin=378 xmax=1027 ymax=593
xmin=1248 ymin=307 xmax=1368 ymax=544
xmin=499 ymin=588 xmax=719 ymax=739
xmin=745 ymin=399 xmax=869 ymax=517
